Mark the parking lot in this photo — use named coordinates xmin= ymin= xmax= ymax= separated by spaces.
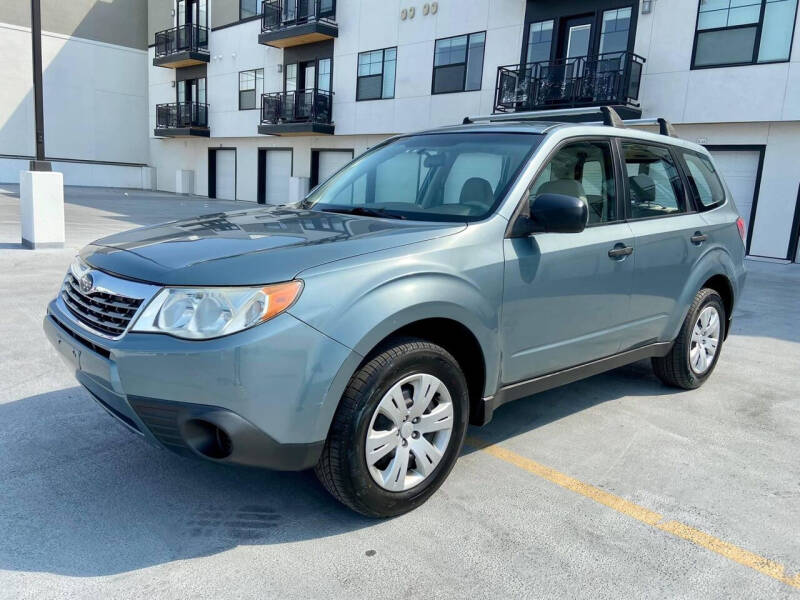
xmin=1 ymin=184 xmax=798 ymax=599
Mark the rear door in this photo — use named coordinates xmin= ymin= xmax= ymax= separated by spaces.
xmin=501 ymin=138 xmax=635 ymax=383
xmin=621 ymin=140 xmax=706 ymax=348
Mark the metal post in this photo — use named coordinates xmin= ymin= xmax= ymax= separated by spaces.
xmin=30 ymin=0 xmax=51 ymax=171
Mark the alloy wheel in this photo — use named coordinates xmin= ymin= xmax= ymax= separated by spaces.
xmin=689 ymin=305 xmax=721 ymax=374
xmin=365 ymin=373 xmax=454 ymax=492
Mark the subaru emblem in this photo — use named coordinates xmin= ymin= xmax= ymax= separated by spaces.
xmin=80 ymin=273 xmax=94 ymax=294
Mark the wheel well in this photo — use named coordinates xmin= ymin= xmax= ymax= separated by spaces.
xmin=366 ymin=318 xmax=486 ymax=424
xmin=702 ymin=274 xmax=734 ymax=338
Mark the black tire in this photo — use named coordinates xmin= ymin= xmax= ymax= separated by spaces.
xmin=652 ymin=288 xmax=726 ymax=390
xmin=315 ymin=338 xmax=469 ymax=517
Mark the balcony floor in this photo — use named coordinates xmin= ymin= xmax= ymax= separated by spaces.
xmin=153 ymin=127 xmax=210 ymax=138
xmin=258 ymin=121 xmax=334 ymax=136
xmin=152 ymin=50 xmax=210 ymax=69
xmin=257 ymin=21 xmax=338 ymax=48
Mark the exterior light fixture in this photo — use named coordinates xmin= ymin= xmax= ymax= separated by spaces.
xmin=642 ymin=0 xmax=653 ymax=14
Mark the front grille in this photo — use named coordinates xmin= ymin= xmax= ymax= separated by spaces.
xmin=61 ymin=273 xmax=144 ymax=338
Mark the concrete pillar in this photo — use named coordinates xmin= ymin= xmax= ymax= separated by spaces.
xmin=175 ymin=169 xmax=195 ymax=195
xmin=20 ymin=170 xmax=64 ymax=249
xmin=288 ymin=176 xmax=310 ymax=204
xmin=142 ymin=167 xmax=157 ymax=191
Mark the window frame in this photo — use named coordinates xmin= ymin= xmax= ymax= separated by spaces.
xmin=238 ymin=68 xmax=264 ymax=111
xmin=431 ymin=31 xmax=486 ymax=95
xmin=507 ymin=136 xmax=625 ymax=237
xmin=676 ymin=149 xmax=729 ymax=212
xmin=239 ymin=0 xmax=264 ymax=21
xmin=356 ymin=47 xmax=397 ymax=101
xmin=690 ymin=0 xmax=800 ymax=69
xmin=615 ymin=138 xmax=696 ymax=222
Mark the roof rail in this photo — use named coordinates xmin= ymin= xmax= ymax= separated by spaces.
xmin=462 ymin=106 xmax=679 ymax=138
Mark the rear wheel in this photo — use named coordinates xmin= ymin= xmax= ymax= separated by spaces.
xmin=652 ymin=288 xmax=725 ymax=389
xmin=315 ymin=339 xmax=469 ymax=517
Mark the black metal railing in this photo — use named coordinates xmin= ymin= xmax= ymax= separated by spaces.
xmin=260 ymin=89 xmax=332 ymax=124
xmin=154 ymin=24 xmax=209 ymax=58
xmin=155 ymin=102 xmax=209 ymax=129
xmin=261 ymin=0 xmax=336 ymax=31
xmin=493 ymin=51 xmax=645 ymax=113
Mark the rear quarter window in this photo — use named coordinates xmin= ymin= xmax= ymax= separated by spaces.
xmin=681 ymin=151 xmax=726 ymax=210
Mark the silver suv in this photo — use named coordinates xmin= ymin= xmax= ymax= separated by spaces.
xmin=45 ymin=109 xmax=746 ymax=517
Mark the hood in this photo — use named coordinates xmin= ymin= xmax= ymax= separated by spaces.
xmin=82 ymin=206 xmax=465 ymax=286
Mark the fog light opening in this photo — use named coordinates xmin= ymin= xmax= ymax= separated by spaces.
xmin=183 ymin=419 xmax=233 ymax=459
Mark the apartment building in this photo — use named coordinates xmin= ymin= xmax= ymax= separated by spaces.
xmin=1 ymin=0 xmax=799 ymax=261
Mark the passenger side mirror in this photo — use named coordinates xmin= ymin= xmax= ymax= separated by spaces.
xmin=512 ymin=193 xmax=589 ymax=236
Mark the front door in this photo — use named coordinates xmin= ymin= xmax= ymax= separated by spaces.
xmin=501 ymin=138 xmax=635 ymax=384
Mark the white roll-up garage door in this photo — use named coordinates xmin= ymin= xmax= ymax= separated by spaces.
xmin=318 ymin=150 xmax=353 ymax=185
xmin=265 ymin=150 xmax=292 ymax=205
xmin=708 ymin=149 xmax=760 ymax=252
xmin=215 ymin=149 xmax=236 ymax=201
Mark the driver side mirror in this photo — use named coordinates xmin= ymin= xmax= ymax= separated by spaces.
xmin=511 ymin=193 xmax=588 ymax=236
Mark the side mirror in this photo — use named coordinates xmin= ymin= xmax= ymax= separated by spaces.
xmin=512 ymin=192 xmax=588 ymax=236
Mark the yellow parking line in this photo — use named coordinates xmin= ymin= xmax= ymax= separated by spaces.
xmin=467 ymin=437 xmax=800 ymax=590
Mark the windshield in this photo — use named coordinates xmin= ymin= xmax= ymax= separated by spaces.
xmin=300 ymin=132 xmax=543 ymax=222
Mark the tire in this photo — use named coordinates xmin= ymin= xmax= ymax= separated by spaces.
xmin=652 ymin=288 xmax=726 ymax=390
xmin=315 ymin=338 xmax=469 ymax=517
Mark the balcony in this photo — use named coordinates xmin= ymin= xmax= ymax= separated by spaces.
xmin=494 ymin=51 xmax=645 ymax=119
xmin=153 ymin=24 xmax=209 ymax=68
xmin=258 ymin=0 xmax=337 ymax=48
xmin=154 ymin=102 xmax=210 ymax=137
xmin=258 ymin=89 xmax=333 ymax=135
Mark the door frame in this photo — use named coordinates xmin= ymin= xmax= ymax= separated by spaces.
xmin=208 ymin=147 xmax=237 ymax=200
xmin=257 ymin=146 xmax=294 ymax=204
xmin=704 ymin=144 xmax=766 ymax=256
xmin=310 ymin=148 xmax=354 ymax=188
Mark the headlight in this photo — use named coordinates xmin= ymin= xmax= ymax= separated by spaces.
xmin=131 ymin=280 xmax=303 ymax=339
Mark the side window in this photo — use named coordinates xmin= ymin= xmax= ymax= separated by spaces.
xmin=682 ymin=152 xmax=726 ymax=210
xmin=530 ymin=140 xmax=617 ymax=224
xmin=621 ymin=143 xmax=686 ymax=219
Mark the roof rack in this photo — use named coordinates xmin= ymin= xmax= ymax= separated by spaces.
xmin=462 ymin=106 xmax=678 ymax=138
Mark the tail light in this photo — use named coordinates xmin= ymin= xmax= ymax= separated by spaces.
xmin=736 ymin=217 xmax=746 ymax=245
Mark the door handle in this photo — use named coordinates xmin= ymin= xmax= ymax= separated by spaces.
xmin=608 ymin=244 xmax=633 ymax=259
xmin=690 ymin=232 xmax=708 ymax=245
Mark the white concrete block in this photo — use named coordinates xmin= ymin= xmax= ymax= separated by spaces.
xmin=142 ymin=167 xmax=157 ymax=190
xmin=288 ymin=176 xmax=310 ymax=203
xmin=19 ymin=170 xmax=65 ymax=249
xmin=176 ymin=169 xmax=195 ymax=195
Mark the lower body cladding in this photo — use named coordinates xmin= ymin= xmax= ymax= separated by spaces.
xmin=43 ymin=300 xmax=358 ymax=470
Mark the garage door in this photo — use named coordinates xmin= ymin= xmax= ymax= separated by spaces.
xmin=708 ymin=149 xmax=760 ymax=251
xmin=318 ymin=150 xmax=353 ymax=185
xmin=265 ymin=149 xmax=292 ymax=205
xmin=215 ymin=149 xmax=236 ymax=200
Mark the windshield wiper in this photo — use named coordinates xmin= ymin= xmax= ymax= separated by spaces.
xmin=318 ymin=206 xmax=407 ymax=220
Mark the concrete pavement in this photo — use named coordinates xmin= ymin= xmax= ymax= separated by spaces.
xmin=1 ymin=185 xmax=798 ymax=599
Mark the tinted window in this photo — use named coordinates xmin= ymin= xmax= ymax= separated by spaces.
xmin=433 ymin=32 xmax=485 ymax=94
xmin=622 ymin=143 xmax=686 ymax=218
xmin=302 ymin=133 xmax=542 ymax=222
xmin=682 ymin=152 xmax=726 ymax=209
xmin=531 ymin=140 xmax=617 ymax=224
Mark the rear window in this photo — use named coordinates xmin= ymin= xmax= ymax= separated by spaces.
xmin=681 ymin=151 xmax=726 ymax=210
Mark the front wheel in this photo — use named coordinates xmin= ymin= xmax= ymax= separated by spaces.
xmin=652 ymin=288 xmax=726 ymax=390
xmin=315 ymin=339 xmax=469 ymax=517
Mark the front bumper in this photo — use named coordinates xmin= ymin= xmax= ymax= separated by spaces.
xmin=44 ymin=297 xmax=358 ymax=470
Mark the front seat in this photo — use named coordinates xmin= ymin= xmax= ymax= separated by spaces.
xmin=458 ymin=177 xmax=494 ymax=213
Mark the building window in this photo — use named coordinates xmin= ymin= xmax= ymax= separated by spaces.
xmin=240 ymin=0 xmax=263 ymax=20
xmin=693 ymin=0 xmax=799 ymax=68
xmin=357 ymin=47 xmax=397 ymax=100
xmin=526 ymin=20 xmax=553 ymax=63
xmin=239 ymin=69 xmax=264 ymax=110
xmin=432 ymin=32 xmax=486 ymax=94
xmin=599 ymin=7 xmax=632 ymax=54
